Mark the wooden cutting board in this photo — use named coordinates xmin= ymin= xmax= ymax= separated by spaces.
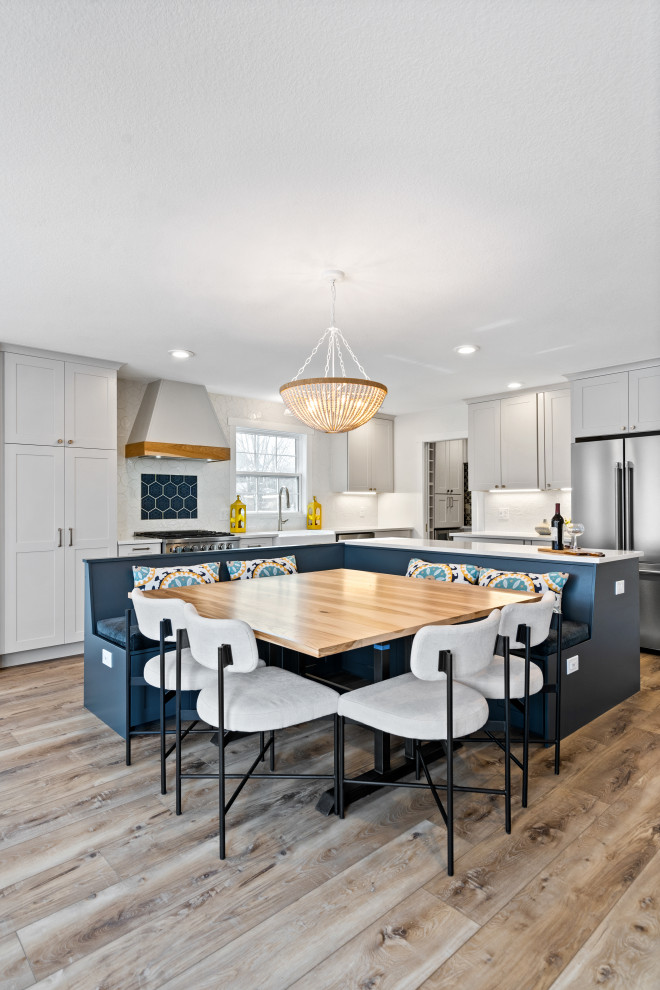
xmin=537 ymin=547 xmax=606 ymax=557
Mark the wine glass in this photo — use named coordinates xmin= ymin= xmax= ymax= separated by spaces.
xmin=566 ymin=522 xmax=584 ymax=550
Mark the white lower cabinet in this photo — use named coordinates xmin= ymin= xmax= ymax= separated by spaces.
xmin=4 ymin=445 xmax=66 ymax=651
xmin=3 ymin=445 xmax=116 ymax=652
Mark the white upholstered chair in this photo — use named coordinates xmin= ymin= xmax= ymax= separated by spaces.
xmin=129 ymin=589 xmax=217 ymax=797
xmin=458 ymin=591 xmax=556 ymax=809
xmin=337 ymin=610 xmax=500 ymax=876
xmin=182 ymin=603 xmax=341 ymax=859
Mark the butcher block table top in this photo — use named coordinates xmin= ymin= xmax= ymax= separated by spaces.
xmin=141 ymin=567 xmax=541 ymax=658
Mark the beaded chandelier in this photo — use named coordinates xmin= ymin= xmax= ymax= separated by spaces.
xmin=280 ymin=271 xmax=387 ymax=433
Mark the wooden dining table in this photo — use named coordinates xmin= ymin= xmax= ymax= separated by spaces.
xmin=142 ymin=567 xmax=541 ymax=810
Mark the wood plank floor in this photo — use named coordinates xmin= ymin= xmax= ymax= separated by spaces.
xmin=1 ymin=651 xmax=659 ymax=989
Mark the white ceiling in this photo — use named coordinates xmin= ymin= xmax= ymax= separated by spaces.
xmin=2 ymin=0 xmax=659 ymax=414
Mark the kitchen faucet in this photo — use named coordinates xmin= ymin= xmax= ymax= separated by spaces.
xmin=278 ymin=486 xmax=290 ymax=531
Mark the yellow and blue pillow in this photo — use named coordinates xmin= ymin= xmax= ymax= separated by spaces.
xmin=227 ymin=555 xmax=298 ymax=581
xmin=132 ymin=562 xmax=220 ymax=590
xmin=405 ymin=558 xmax=480 ymax=584
xmin=477 ymin=568 xmax=569 ymax=601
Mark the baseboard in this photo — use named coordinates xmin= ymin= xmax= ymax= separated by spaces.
xmin=0 ymin=642 xmax=83 ymax=668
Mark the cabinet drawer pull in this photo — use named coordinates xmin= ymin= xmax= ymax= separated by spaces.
xmin=58 ymin=528 xmax=63 ymax=547
xmin=69 ymin=527 xmax=73 ymax=546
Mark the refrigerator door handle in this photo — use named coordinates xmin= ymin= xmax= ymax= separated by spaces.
xmin=615 ymin=462 xmax=624 ymax=550
xmin=625 ymin=462 xmax=633 ymax=551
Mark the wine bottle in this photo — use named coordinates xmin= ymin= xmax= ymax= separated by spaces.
xmin=551 ymin=503 xmax=563 ymax=550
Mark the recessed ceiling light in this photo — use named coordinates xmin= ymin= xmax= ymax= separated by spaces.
xmin=454 ymin=344 xmax=479 ymax=355
xmin=507 ymin=381 xmax=523 ymax=389
xmin=168 ymin=349 xmax=195 ymax=360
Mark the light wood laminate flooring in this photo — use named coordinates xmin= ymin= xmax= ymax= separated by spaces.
xmin=1 ymin=652 xmax=659 ymax=989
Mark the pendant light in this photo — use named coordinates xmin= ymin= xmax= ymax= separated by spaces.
xmin=280 ymin=271 xmax=387 ymax=433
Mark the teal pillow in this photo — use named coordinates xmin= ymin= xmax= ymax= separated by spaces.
xmin=226 ymin=555 xmax=298 ymax=580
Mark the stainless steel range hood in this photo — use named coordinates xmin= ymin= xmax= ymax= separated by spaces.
xmin=125 ymin=379 xmax=230 ymax=461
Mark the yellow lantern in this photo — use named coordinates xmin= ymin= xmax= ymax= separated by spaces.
xmin=306 ymin=495 xmax=322 ymax=529
xmin=229 ymin=495 xmax=246 ymax=533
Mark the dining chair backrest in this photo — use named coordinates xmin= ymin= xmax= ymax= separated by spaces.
xmin=498 ymin=591 xmax=556 ymax=648
xmin=183 ymin=603 xmax=260 ymax=672
xmin=131 ymin=589 xmax=186 ymax=642
xmin=410 ymin=609 xmax=501 ymax=681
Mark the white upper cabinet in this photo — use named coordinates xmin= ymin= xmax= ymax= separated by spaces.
xmin=542 ymin=389 xmax=571 ymax=490
xmin=629 ymin=365 xmax=660 ymax=433
xmin=3 ymin=353 xmax=65 ymax=445
xmin=500 ymin=393 xmax=539 ymax=489
xmin=331 ymin=418 xmax=394 ymax=492
xmin=3 ymin=353 xmax=117 ymax=448
xmin=468 ymin=401 xmax=501 ymax=491
xmin=571 ymin=372 xmax=629 ymax=438
xmin=65 ymin=363 xmax=117 ymax=449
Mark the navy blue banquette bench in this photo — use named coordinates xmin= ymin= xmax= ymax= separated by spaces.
xmin=84 ymin=540 xmax=640 ymax=743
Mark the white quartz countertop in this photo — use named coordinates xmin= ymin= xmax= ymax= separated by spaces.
xmin=238 ymin=527 xmax=412 ymax=538
xmin=345 ymin=536 xmax=644 ymax=564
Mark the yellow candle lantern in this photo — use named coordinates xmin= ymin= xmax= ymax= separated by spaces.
xmin=229 ymin=495 xmax=247 ymax=533
xmin=306 ymin=495 xmax=322 ymax=529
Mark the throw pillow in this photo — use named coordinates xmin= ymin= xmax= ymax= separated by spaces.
xmin=477 ymin=568 xmax=569 ymax=603
xmin=405 ymin=558 xmax=480 ymax=584
xmin=132 ymin=562 xmax=220 ymax=591
xmin=226 ymin=555 xmax=298 ymax=581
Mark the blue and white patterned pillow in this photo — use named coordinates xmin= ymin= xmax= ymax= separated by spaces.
xmin=226 ymin=555 xmax=298 ymax=581
xmin=405 ymin=558 xmax=480 ymax=584
xmin=132 ymin=562 xmax=220 ymax=590
xmin=477 ymin=568 xmax=569 ymax=604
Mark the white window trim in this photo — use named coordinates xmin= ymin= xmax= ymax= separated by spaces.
xmin=228 ymin=417 xmax=312 ymax=515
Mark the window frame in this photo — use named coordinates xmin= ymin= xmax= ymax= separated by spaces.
xmin=230 ymin=421 xmax=310 ymax=516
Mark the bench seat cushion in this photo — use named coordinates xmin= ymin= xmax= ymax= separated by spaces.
xmin=96 ymin=616 xmax=153 ymax=652
xmin=506 ymin=619 xmax=590 ymax=658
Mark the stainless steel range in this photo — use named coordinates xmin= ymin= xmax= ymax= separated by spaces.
xmin=133 ymin=529 xmax=239 ymax=553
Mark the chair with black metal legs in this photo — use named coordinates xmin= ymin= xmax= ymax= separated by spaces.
xmin=457 ymin=591 xmax=556 ymax=809
xmin=337 ymin=610 xmax=500 ymax=876
xmin=180 ymin=603 xmax=341 ymax=859
xmin=129 ymin=589 xmax=217 ymax=794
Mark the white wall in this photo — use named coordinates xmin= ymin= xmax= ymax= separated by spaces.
xmin=117 ymin=380 xmax=392 ymax=538
xmin=392 ymin=402 xmax=469 ymax=536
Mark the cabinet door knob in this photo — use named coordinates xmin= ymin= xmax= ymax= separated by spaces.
xmin=67 ymin=439 xmax=74 ymax=444
xmin=57 ymin=438 xmax=63 ymax=444
xmin=622 ymin=427 xmax=626 ymax=431
xmin=631 ymin=425 xmax=637 ymax=430
xmin=502 ymin=484 xmax=506 ymax=488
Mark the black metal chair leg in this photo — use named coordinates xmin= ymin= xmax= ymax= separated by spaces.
xmin=269 ymin=730 xmax=275 ymax=772
xmin=175 ymin=630 xmax=183 ymax=815
xmin=445 ymin=651 xmax=454 ymax=877
xmin=415 ymin=740 xmax=421 ymax=781
xmin=503 ymin=637 xmax=512 ymax=833
xmin=333 ymin=714 xmax=340 ymax=815
xmin=259 ymin=731 xmax=265 ymax=762
xmin=218 ymin=645 xmax=227 ymax=860
xmin=338 ymin=715 xmax=345 ymax=819
xmin=522 ymin=625 xmax=531 ymax=808
xmin=125 ymin=608 xmax=132 ymax=766
xmin=159 ymin=629 xmax=167 ymax=796
xmin=554 ymin=613 xmax=562 ymax=775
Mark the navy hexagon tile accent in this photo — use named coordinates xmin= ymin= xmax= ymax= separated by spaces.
xmin=141 ymin=474 xmax=197 ymax=519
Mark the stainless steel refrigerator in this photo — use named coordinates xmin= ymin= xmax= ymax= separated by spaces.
xmin=572 ymin=434 xmax=660 ymax=650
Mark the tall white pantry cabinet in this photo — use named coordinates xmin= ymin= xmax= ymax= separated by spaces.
xmin=1 ymin=347 xmax=119 ymax=661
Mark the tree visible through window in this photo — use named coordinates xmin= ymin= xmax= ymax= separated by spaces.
xmin=235 ymin=428 xmax=304 ymax=512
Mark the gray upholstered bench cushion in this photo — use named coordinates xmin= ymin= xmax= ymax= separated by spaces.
xmin=503 ymin=619 xmax=590 ymax=659
xmin=96 ymin=616 xmax=153 ymax=652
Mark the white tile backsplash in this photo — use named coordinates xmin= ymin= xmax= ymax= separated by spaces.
xmin=480 ymin=490 xmax=573 ymax=534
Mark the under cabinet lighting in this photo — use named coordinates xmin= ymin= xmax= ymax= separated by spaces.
xmin=342 ymin=491 xmax=378 ymax=495
xmin=488 ymin=488 xmax=541 ymax=493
